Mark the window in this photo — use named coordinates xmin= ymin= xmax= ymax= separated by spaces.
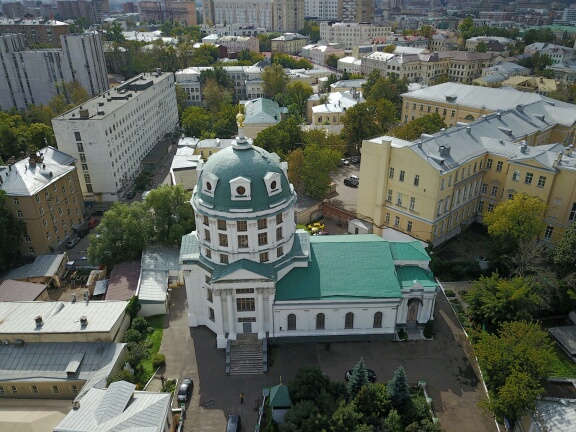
xmin=0 ymin=386 xmax=5 ymax=395
xmin=12 ymin=198 xmax=19 ymax=205
xmin=394 ymin=216 xmax=400 ymax=227
xmin=220 ymin=254 xmax=228 ymax=264
xmin=448 ymin=175 xmax=452 ymax=186
xmin=544 ymin=226 xmax=554 ymax=239
xmin=491 ymin=186 xmax=498 ymax=196
xmin=257 ymin=218 xmax=267 ymax=229
xmin=387 ymin=189 xmax=392 ymax=202
xmin=258 ymin=232 xmax=268 ymax=246
xmin=525 ymin=173 xmax=533 ymax=184
xmin=473 ymin=162 xmax=477 ymax=172
xmin=237 ymin=298 xmax=255 ymax=312
xmin=478 ymin=201 xmax=484 ymax=212
xmin=345 ymin=312 xmax=354 ymax=329
xmin=488 ymin=203 xmax=494 ymax=212
xmin=487 ymin=158 xmax=493 ymax=169
xmin=537 ymin=176 xmax=546 ymax=187
xmin=203 ymin=216 xmax=209 ymax=226
xmin=206 ymin=249 xmax=211 ymax=258
xmin=74 ymin=131 xmax=81 ymax=141
xmin=277 ymin=246 xmax=284 ymax=257
xmin=399 ymin=170 xmax=405 ymax=182
xmin=17 ymin=210 xmax=23 ymax=218
xmin=70 ymin=385 xmax=78 ymax=394
xmin=219 ymin=233 xmax=228 ymax=247
xmin=46 ymin=232 xmax=51 ymax=240
xmin=389 ymin=167 xmax=394 ymax=178
xmin=30 ymin=385 xmax=39 ymax=394
xmin=316 ymin=313 xmax=325 ymax=330
xmin=437 ymin=202 xmax=442 ymax=215
xmin=410 ymin=197 xmax=415 ymax=210
xmin=414 ymin=175 xmax=420 ymax=186
xmin=209 ymin=308 xmax=215 ymax=321
xmin=51 ymin=386 xmax=60 ymax=394
xmin=481 ymin=183 xmax=488 ymax=193
xmin=276 ymin=213 xmax=283 ymax=224
xmin=373 ymin=312 xmax=383 ymax=328
xmin=207 ymin=289 xmax=213 ymax=302
xmin=385 ymin=213 xmax=390 ymax=223
xmin=237 ymin=220 xmax=247 ymax=231
xmin=276 ymin=227 xmax=283 ymax=240
xmin=77 ymin=143 xmax=84 ymax=152
xmin=204 ymin=229 xmax=211 ymax=242
xmin=570 ymin=203 xmax=576 ymax=221
xmin=441 ymin=179 xmax=445 ymax=190
xmin=238 ymin=235 xmax=248 ymax=248
xmin=407 ymin=221 xmax=413 ymax=232
xmin=496 ymin=161 xmax=503 ymax=172
xmin=397 ymin=193 xmax=403 ymax=206
xmin=217 ymin=219 xmax=226 ymax=230
xmin=512 ymin=170 xmax=520 ymax=181
xmin=10 ymin=386 xmax=17 ymax=394
xmin=260 ymin=252 xmax=269 ymax=262
xmin=287 ymin=314 xmax=296 ymax=330
xmin=28 ymin=247 xmax=35 ymax=254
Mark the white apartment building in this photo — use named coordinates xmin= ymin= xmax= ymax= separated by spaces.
xmin=52 ymin=71 xmax=178 ymax=204
xmin=305 ymin=0 xmax=339 ymax=20
xmin=0 ymin=32 xmax=108 ymax=111
xmin=201 ymin=34 xmax=260 ymax=52
xmin=319 ymin=21 xmax=391 ymax=50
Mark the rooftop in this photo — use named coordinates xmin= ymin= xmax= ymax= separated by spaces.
xmin=105 ymin=260 xmax=140 ymax=301
xmin=0 ymin=147 xmax=76 ymax=196
xmin=0 ymin=18 xmax=68 ymax=26
xmin=0 ymin=300 xmax=127 ymax=335
xmin=0 ymin=253 xmax=67 ymax=280
xmin=244 ymin=98 xmax=286 ymax=125
xmin=0 ymin=280 xmax=48 ymax=302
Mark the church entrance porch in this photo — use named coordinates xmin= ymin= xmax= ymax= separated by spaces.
xmin=243 ymin=322 xmax=253 ymax=333
xmin=406 ymin=298 xmax=421 ymax=327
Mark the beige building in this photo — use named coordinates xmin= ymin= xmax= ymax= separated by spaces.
xmin=319 ymin=21 xmax=391 ymax=50
xmin=501 ymin=76 xmax=558 ymax=96
xmin=307 ymin=89 xmax=364 ymax=125
xmin=0 ymin=147 xmax=85 ymax=256
xmin=202 ymin=34 xmax=259 ymax=53
xmin=302 ymin=43 xmax=346 ymax=66
xmin=357 ymin=101 xmax=576 ymax=247
xmin=0 ymin=18 xmax=69 ymax=47
xmin=271 ymin=32 xmax=308 ymax=55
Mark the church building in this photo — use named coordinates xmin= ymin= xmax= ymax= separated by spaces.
xmin=180 ymin=135 xmax=438 ymax=348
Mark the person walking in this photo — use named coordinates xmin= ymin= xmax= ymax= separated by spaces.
xmin=240 ymin=392 xmax=244 ymax=404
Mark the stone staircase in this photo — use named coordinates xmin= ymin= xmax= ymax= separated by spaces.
xmin=228 ymin=334 xmax=263 ymax=376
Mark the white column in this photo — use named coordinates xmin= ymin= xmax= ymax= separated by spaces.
xmin=213 ymin=290 xmax=226 ymax=347
xmin=268 ymin=288 xmax=275 ymax=337
xmin=226 ymin=289 xmax=237 ymax=340
xmin=257 ymin=288 xmax=265 ymax=339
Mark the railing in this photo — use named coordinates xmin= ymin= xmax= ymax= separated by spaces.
xmin=262 ymin=338 xmax=268 ymax=373
xmin=225 ymin=339 xmax=231 ymax=375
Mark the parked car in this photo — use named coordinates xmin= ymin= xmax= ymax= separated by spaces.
xmin=66 ymin=237 xmax=81 ymax=249
xmin=76 ymin=228 xmax=89 ymax=238
xmin=351 ymin=156 xmax=361 ymax=164
xmin=341 ymin=158 xmax=350 ymax=166
xmin=177 ymin=378 xmax=193 ymax=402
xmin=87 ymin=219 xmax=100 ymax=229
xmin=345 ymin=369 xmax=377 ymax=383
xmin=126 ymin=191 xmax=136 ymax=199
xmin=307 ymin=222 xmax=325 ymax=232
xmin=344 ymin=178 xmax=359 ymax=187
xmin=350 ymin=175 xmax=359 ymax=183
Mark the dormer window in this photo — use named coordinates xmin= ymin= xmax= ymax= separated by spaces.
xmin=202 ymin=173 xmax=219 ymax=197
xmin=230 ymin=176 xmax=251 ymax=201
xmin=264 ymin=172 xmax=282 ymax=197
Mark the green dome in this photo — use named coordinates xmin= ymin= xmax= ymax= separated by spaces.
xmin=196 ymin=139 xmax=294 ymax=213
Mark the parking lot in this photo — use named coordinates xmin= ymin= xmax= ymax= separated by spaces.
xmin=327 ymin=161 xmax=361 ymax=214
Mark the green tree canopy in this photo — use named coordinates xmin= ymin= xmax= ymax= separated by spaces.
xmin=262 ymin=63 xmax=290 ymax=100
xmin=325 ymin=54 xmax=341 ymax=69
xmin=347 ymin=358 xmax=371 ymax=398
xmin=300 ymin=19 xmax=319 ymax=43
xmin=361 ymin=71 xmax=408 ymax=110
xmin=387 ymin=366 xmax=410 ymax=410
xmin=253 ymin=117 xmax=303 ymax=157
xmin=279 ymin=81 xmax=313 ymax=120
xmin=181 ymin=106 xmax=212 ymax=137
xmin=301 ymin=144 xmax=341 ymax=199
xmin=145 ymin=184 xmax=195 ymax=244
xmin=389 ymin=113 xmax=446 ymax=141
xmin=0 ymin=190 xmax=25 ymax=271
xmin=553 ymin=223 xmax=576 ymax=274
xmin=272 ymin=52 xmax=312 ymax=69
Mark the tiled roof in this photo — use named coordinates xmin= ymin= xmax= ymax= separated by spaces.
xmin=105 ymin=260 xmax=139 ymax=301
xmin=0 ymin=280 xmax=48 ymax=301
xmin=269 ymin=384 xmax=292 ymax=408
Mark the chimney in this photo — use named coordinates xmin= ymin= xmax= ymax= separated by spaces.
xmin=80 ymin=316 xmax=88 ymax=327
xmin=466 ymin=127 xmax=471 ymax=134
xmin=71 ymin=293 xmax=76 ymax=303
xmin=34 ymin=316 xmax=43 ymax=328
xmin=83 ymin=289 xmax=89 ymax=303
xmin=439 ymin=145 xmax=450 ymax=157
xmin=557 ymin=152 xmax=563 ymax=162
xmin=516 ymin=104 xmax=524 ymax=112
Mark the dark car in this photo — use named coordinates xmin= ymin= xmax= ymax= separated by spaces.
xmin=226 ymin=414 xmax=241 ymax=432
xmin=345 ymin=369 xmax=377 ymax=383
xmin=344 ymin=178 xmax=359 ymax=187
xmin=351 ymin=156 xmax=361 ymax=164
xmin=88 ymin=218 xmax=100 ymax=229
xmin=177 ymin=378 xmax=193 ymax=402
xmin=76 ymin=228 xmax=90 ymax=238
xmin=126 ymin=191 xmax=136 ymax=199
xmin=66 ymin=237 xmax=81 ymax=249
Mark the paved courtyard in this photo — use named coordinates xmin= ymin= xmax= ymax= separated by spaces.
xmin=163 ymin=288 xmax=496 ymax=432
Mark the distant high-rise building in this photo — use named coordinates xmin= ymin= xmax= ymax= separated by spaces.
xmin=2 ymin=2 xmax=25 ymax=19
xmin=57 ymin=0 xmax=109 ymax=24
xmin=0 ymin=18 xmax=70 ymax=47
xmin=0 ymin=32 xmax=108 ymax=111
xmin=338 ymin=0 xmax=374 ymax=23
xmin=123 ymin=2 xmax=137 ymax=13
xmin=139 ymin=0 xmax=197 ymax=25
xmin=305 ymin=0 xmax=339 ymax=20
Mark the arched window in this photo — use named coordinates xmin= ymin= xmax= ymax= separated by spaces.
xmin=373 ymin=312 xmax=383 ymax=328
xmin=465 ymin=115 xmax=475 ymax=121
xmin=287 ymin=314 xmax=296 ymax=330
xmin=316 ymin=313 xmax=325 ymax=330
xmin=345 ymin=312 xmax=354 ymax=329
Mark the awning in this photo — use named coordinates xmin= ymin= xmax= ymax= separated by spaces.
xmin=93 ymin=279 xmax=109 ymax=296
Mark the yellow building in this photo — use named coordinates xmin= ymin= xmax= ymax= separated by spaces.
xmin=401 ymin=82 xmax=574 ymax=128
xmin=0 ymin=147 xmax=85 ymax=256
xmin=271 ymin=32 xmax=308 ymax=55
xmin=357 ymin=102 xmax=576 ymax=246
xmin=501 ymin=76 xmax=557 ymax=96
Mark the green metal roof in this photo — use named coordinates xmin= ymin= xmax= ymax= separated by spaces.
xmin=396 ymin=266 xmax=437 ymax=291
xmin=388 ymin=241 xmax=430 ymax=261
xmin=275 ymin=235 xmax=401 ymax=301
xmin=244 ymin=98 xmax=286 ymax=125
xmin=211 ymin=258 xmax=275 ymax=281
xmin=268 ymin=384 xmax=292 ymax=408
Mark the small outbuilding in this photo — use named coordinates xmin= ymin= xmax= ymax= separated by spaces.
xmin=0 ymin=280 xmax=49 ymax=301
xmin=348 ymin=218 xmax=373 ymax=235
xmin=267 ymin=382 xmax=293 ymax=424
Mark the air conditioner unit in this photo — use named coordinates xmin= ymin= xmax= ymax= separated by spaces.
xmin=1 ymin=340 xmax=9 ymax=345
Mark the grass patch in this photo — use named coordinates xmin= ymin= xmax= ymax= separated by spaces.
xmin=549 ymin=346 xmax=576 ymax=379
xmin=140 ymin=314 xmax=166 ymax=380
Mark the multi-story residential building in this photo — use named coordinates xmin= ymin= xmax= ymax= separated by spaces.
xmin=524 ymin=43 xmax=576 ymax=65
xmin=52 ymin=71 xmax=179 ymax=205
xmin=361 ymin=51 xmax=496 ymax=87
xmin=1 ymin=2 xmax=25 ymax=19
xmin=200 ymin=23 xmax=266 ymax=37
xmin=465 ymin=36 xmax=515 ymax=52
xmin=338 ymin=0 xmax=374 ymax=23
xmin=301 ymin=43 xmax=346 ymax=65
xmin=319 ymin=21 xmax=391 ymax=49
xmin=0 ymin=18 xmax=69 ymax=47
xmin=428 ymin=33 xmax=458 ymax=52
xmin=57 ymin=0 xmax=109 ymax=24
xmin=0 ymin=147 xmax=85 ymax=255
xmin=201 ymin=34 xmax=259 ymax=52
xmin=139 ymin=0 xmax=197 ymax=25
xmin=271 ymin=32 xmax=308 ymax=55
xmin=203 ymin=0 xmax=303 ymax=31
xmin=307 ymin=89 xmax=364 ymax=125
xmin=400 ymin=82 xmax=571 ymax=127
xmin=0 ymin=32 xmax=108 ymax=111
xmin=501 ymin=76 xmax=557 ymax=96
xmin=357 ymin=102 xmax=576 ymax=247
xmin=305 ymin=0 xmax=339 ymax=20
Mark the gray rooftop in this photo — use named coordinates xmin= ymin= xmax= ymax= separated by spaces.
xmin=550 ymin=326 xmax=576 ymax=356
xmin=244 ymin=98 xmax=286 ymax=124
xmin=534 ymin=398 xmax=576 ymax=431
xmin=141 ymin=244 xmax=181 ymax=271
xmin=0 ymin=147 xmax=76 ymax=196
xmin=0 ymin=254 xmax=67 ymax=280
xmin=54 ymin=380 xmax=170 ymax=431
xmin=138 ymin=244 xmax=180 ymax=303
xmin=0 ymin=342 xmax=125 ymax=399
xmin=138 ymin=270 xmax=168 ymax=302
xmin=0 ymin=300 xmax=127 ymax=335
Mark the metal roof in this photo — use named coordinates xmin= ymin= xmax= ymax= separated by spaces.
xmin=138 ymin=270 xmax=168 ymax=302
xmin=0 ymin=254 xmax=67 ymax=280
xmin=244 ymin=98 xmax=286 ymax=125
xmin=54 ymin=381 xmax=171 ymax=431
xmin=0 ymin=280 xmax=48 ymax=301
xmin=141 ymin=244 xmax=181 ymax=271
xmin=389 ymin=241 xmax=430 ymax=261
xmin=549 ymin=326 xmax=576 ymax=356
xmin=105 ymin=261 xmax=139 ymax=301
xmin=0 ymin=300 xmax=127 ymax=335
xmin=533 ymin=398 xmax=576 ymax=432
xmin=93 ymin=280 xmax=108 ymax=297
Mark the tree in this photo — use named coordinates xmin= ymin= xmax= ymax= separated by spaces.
xmin=0 ymin=190 xmax=25 ymax=271
xmin=107 ymin=369 xmax=136 ymax=385
xmin=202 ymin=78 xmax=233 ymax=112
xmin=476 ymin=41 xmax=488 ymax=53
xmin=418 ymin=25 xmax=435 ymax=39
xmin=389 ymin=113 xmax=446 ymax=141
xmin=483 ymin=192 xmax=547 ymax=250
xmin=301 ymin=144 xmax=341 ymax=199
xmin=280 ymin=81 xmax=313 ymax=119
xmin=199 ymin=64 xmax=235 ymax=90
xmin=387 ymin=366 xmax=410 ymax=410
xmin=341 ymin=100 xmax=397 ymax=153
xmin=182 ymin=106 xmax=212 ymax=137
xmin=383 ymin=44 xmax=396 ymax=53
xmin=474 ymin=321 xmax=555 ymax=422
xmin=300 ymin=19 xmax=320 ymax=43
xmin=145 ymin=184 xmax=195 ymax=244
xmin=253 ymin=117 xmax=303 ymax=158
xmin=466 ymin=274 xmax=540 ymax=329
xmin=458 ymin=16 xmax=476 ymax=40
xmin=286 ymin=148 xmax=305 ymax=192
xmin=288 ymin=366 xmax=332 ymax=403
xmin=302 ymin=129 xmax=346 ymax=155
xmin=553 ymin=223 xmax=576 ymax=273
xmin=362 ymin=71 xmax=408 ymax=109
xmin=347 ymin=358 xmax=371 ymax=398
xmin=262 ymin=63 xmax=289 ymax=100
xmin=87 ymin=202 xmax=151 ymax=268
xmin=384 ymin=409 xmax=403 ymax=432
xmin=325 ymin=54 xmax=341 ymax=69
xmin=330 ymin=401 xmax=364 ymax=432
xmin=108 ymin=22 xmax=125 ymax=43
xmin=125 ymin=296 xmax=141 ymax=320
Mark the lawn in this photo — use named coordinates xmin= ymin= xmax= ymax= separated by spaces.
xmin=549 ymin=346 xmax=576 ymax=379
xmin=140 ymin=314 xmax=166 ymax=380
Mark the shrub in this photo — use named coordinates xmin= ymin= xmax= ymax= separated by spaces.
xmin=423 ymin=320 xmax=434 ymax=339
xmin=131 ymin=316 xmax=149 ymax=333
xmin=107 ymin=369 xmax=135 ymax=385
xmin=444 ymin=290 xmax=456 ymax=297
xmin=161 ymin=378 xmax=176 ymax=394
xmin=397 ymin=328 xmax=408 ymax=341
xmin=127 ymin=343 xmax=150 ymax=368
xmin=125 ymin=296 xmax=141 ymax=321
xmin=152 ymin=353 xmax=166 ymax=369
xmin=123 ymin=328 xmax=144 ymax=343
